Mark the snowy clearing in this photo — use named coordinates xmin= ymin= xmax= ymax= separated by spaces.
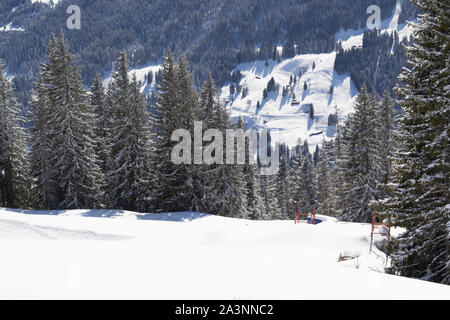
xmin=0 ymin=208 xmax=448 ymax=299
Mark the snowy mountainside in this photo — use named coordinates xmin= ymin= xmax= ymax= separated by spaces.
xmin=0 ymin=208 xmax=449 ymax=299
xmin=219 ymin=52 xmax=358 ymax=150
xmin=218 ymin=0 xmax=414 ymax=150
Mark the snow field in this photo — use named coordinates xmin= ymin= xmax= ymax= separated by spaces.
xmin=0 ymin=208 xmax=449 ymax=299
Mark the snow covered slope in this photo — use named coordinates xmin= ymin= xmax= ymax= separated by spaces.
xmin=219 ymin=52 xmax=358 ymax=150
xmin=0 ymin=208 xmax=448 ymax=299
xmin=217 ymin=0 xmax=415 ymax=151
xmin=102 ymin=0 xmax=414 ymax=151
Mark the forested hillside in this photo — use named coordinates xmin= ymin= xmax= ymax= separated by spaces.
xmin=0 ymin=0 xmax=405 ymax=104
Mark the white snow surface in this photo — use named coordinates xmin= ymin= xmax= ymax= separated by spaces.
xmin=0 ymin=208 xmax=448 ymax=299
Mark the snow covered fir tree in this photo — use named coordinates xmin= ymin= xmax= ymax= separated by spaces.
xmin=0 ymin=0 xmax=448 ymax=289
xmin=374 ymin=0 xmax=449 ymax=285
xmin=0 ymin=60 xmax=29 ymax=209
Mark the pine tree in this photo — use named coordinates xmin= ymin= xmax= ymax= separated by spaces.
xmin=29 ymin=73 xmax=55 ymax=209
xmin=260 ymin=173 xmax=279 ymax=219
xmin=0 ymin=60 xmax=30 ymax=208
xmin=151 ymin=51 xmax=182 ymax=211
xmin=340 ymin=84 xmax=380 ymax=222
xmin=289 ymin=143 xmax=316 ymax=214
xmin=275 ymin=151 xmax=290 ymax=219
xmin=230 ymin=83 xmax=235 ymax=96
xmin=107 ymin=52 xmax=151 ymax=211
xmin=329 ymin=105 xmax=346 ymax=216
xmin=316 ymin=140 xmax=334 ymax=217
xmin=298 ymin=154 xmax=316 ymax=212
xmin=217 ymin=116 xmax=248 ymax=218
xmin=267 ymin=77 xmax=276 ymax=92
xmin=199 ymin=74 xmax=224 ymax=213
xmin=207 ymin=101 xmax=246 ymax=218
xmin=173 ymin=55 xmax=203 ymax=211
xmin=31 ymin=32 xmax=102 ymax=209
xmin=289 ymin=146 xmax=303 ymax=211
xmin=151 ymin=52 xmax=210 ymax=213
xmin=383 ymin=0 xmax=449 ymax=284
xmin=237 ymin=116 xmax=263 ymax=220
xmin=282 ymin=39 xmax=295 ymax=59
xmin=376 ymin=89 xmax=397 ymax=187
xmin=90 ymin=73 xmax=109 ymax=175
xmin=313 ymin=144 xmax=319 ymax=166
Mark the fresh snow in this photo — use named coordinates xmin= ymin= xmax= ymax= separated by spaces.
xmin=0 ymin=208 xmax=449 ymax=299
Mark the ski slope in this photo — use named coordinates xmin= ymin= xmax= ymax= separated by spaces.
xmin=0 ymin=208 xmax=448 ymax=299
